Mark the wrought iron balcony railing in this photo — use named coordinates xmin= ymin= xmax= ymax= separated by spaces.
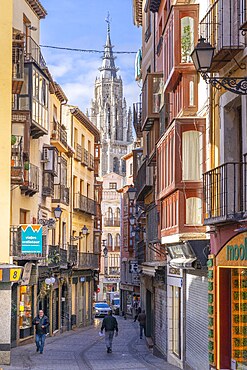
xmin=104 ymin=219 xmax=120 ymax=227
xmin=24 ymin=36 xmax=46 ymax=69
xmin=88 ymin=153 xmax=94 ymax=170
xmin=133 ymin=102 xmax=142 ymax=139
xmin=81 ymin=148 xmax=89 ymax=166
xmin=51 ymin=122 xmax=68 ymax=149
xmin=78 ymin=252 xmax=99 ymax=269
xmin=68 ymin=245 xmax=78 ymax=265
xmin=74 ymin=143 xmax=82 ymax=161
xmin=12 ymin=40 xmax=24 ymax=94
xmin=74 ymin=193 xmax=96 ymax=215
xmin=20 ymin=163 xmax=39 ymax=196
xmin=11 ymin=135 xmax=24 ymax=184
xmin=42 ymin=172 xmax=54 ymax=198
xmin=48 ymin=245 xmax=68 ymax=267
xmin=203 ymin=161 xmax=247 ymax=225
xmin=135 ymin=158 xmax=153 ymax=201
xmin=200 ymin=0 xmax=243 ymax=71
xmin=52 ymin=184 xmax=69 ymax=205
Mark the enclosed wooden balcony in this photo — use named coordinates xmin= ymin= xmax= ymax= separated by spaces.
xmin=200 ymin=0 xmax=244 ymax=71
xmin=78 ymin=253 xmax=99 ymax=269
xmin=203 ymin=161 xmax=247 ymax=225
xmin=142 ymin=73 xmax=163 ymax=131
xmin=133 ymin=102 xmax=142 ymax=139
xmin=50 ymin=122 xmax=68 ymax=152
xmin=20 ymin=163 xmax=39 ymax=196
xmin=74 ymin=193 xmax=96 ymax=215
xmin=52 ymin=184 xmax=69 ymax=205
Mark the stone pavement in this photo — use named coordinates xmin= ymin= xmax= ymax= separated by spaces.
xmin=3 ymin=317 xmax=179 ymax=370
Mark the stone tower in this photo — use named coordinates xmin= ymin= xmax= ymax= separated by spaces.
xmin=90 ymin=17 xmax=133 ymax=177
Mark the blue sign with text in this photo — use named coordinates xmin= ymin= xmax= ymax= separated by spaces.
xmin=21 ymin=225 xmax=43 ymax=254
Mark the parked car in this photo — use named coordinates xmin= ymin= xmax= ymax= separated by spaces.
xmin=111 ymin=298 xmax=120 ymax=315
xmin=93 ymin=302 xmax=111 ymax=317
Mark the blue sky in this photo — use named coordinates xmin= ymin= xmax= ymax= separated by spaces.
xmin=40 ymin=0 xmax=141 ymax=112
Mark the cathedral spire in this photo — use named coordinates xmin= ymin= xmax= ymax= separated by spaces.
xmin=99 ymin=13 xmax=119 ymax=79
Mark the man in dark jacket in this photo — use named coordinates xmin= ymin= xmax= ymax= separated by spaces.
xmin=101 ymin=310 xmax=118 ymax=353
xmin=138 ymin=309 xmax=146 ymax=339
xmin=32 ymin=309 xmax=49 ymax=354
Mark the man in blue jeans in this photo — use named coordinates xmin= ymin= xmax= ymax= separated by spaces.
xmin=101 ymin=310 xmax=118 ymax=353
xmin=32 ymin=309 xmax=49 ymax=354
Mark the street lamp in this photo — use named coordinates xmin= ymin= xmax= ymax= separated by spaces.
xmin=54 ymin=205 xmax=63 ymax=220
xmin=127 ymin=185 xmax=136 ymax=202
xmin=191 ymin=37 xmax=247 ymax=95
xmin=81 ymin=225 xmax=89 ymax=235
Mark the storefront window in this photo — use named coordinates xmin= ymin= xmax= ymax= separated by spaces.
xmin=172 ymin=286 xmax=181 ymax=358
xmin=231 ymin=268 xmax=247 ymax=366
xmin=19 ymin=286 xmax=32 ymax=335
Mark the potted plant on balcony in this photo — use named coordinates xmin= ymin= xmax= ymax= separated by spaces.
xmin=11 ymin=135 xmax=17 ymax=145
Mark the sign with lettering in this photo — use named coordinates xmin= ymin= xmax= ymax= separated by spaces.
xmin=21 ymin=225 xmax=42 ymax=254
xmin=216 ymin=232 xmax=247 ymax=266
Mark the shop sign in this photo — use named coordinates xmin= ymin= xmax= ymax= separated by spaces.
xmin=21 ymin=262 xmax=32 ymax=285
xmin=216 ymin=232 xmax=247 ymax=266
xmin=120 ymin=283 xmax=134 ymax=291
xmin=21 ymin=224 xmax=42 ymax=254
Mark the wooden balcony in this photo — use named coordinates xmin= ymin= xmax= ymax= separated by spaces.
xmin=142 ymin=73 xmax=163 ymax=131
xmin=133 ymin=102 xmax=142 ymax=139
xmin=20 ymin=163 xmax=39 ymax=196
xmin=203 ymin=161 xmax=247 ymax=225
xmin=50 ymin=122 xmax=68 ymax=152
xmin=78 ymin=252 xmax=99 ymax=269
xmin=52 ymin=184 xmax=69 ymax=205
xmin=74 ymin=193 xmax=96 ymax=215
xmin=200 ymin=0 xmax=244 ymax=71
xmin=135 ymin=158 xmax=153 ymax=201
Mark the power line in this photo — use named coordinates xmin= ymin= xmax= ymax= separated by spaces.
xmin=40 ymin=44 xmax=136 ymax=55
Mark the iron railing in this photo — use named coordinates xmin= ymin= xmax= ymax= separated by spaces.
xmin=48 ymin=245 xmax=68 ymax=267
xmin=20 ymin=163 xmax=39 ymax=195
xmin=11 ymin=135 xmax=24 ymax=184
xmin=203 ymin=161 xmax=247 ymax=224
xmin=104 ymin=219 xmax=120 ymax=227
xmin=239 ymin=0 xmax=247 ymax=30
xmin=135 ymin=158 xmax=153 ymax=201
xmin=68 ymin=245 xmax=78 ymax=264
xmin=74 ymin=193 xmax=96 ymax=215
xmin=78 ymin=253 xmax=98 ymax=269
xmin=42 ymin=172 xmax=54 ymax=197
xmin=53 ymin=184 xmax=69 ymax=205
xmin=82 ymin=148 xmax=89 ymax=166
xmin=200 ymin=0 xmax=242 ymax=56
xmin=12 ymin=43 xmax=24 ymax=81
xmin=74 ymin=143 xmax=82 ymax=161
xmin=88 ymin=153 xmax=94 ymax=170
xmin=24 ymin=36 xmax=46 ymax=69
xmin=51 ymin=122 xmax=68 ymax=148
xmin=133 ymin=102 xmax=142 ymax=139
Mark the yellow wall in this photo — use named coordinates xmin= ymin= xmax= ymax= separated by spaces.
xmin=0 ymin=1 xmax=13 ymax=263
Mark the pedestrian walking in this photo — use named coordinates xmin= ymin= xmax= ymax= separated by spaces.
xmin=137 ymin=309 xmax=146 ymax=339
xmin=100 ymin=310 xmax=118 ymax=353
xmin=134 ymin=306 xmax=141 ymax=322
xmin=32 ymin=309 xmax=50 ymax=354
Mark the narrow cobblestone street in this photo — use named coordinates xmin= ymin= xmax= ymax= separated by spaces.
xmin=3 ymin=317 xmax=179 ymax=370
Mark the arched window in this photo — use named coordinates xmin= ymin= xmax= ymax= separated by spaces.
xmin=113 ymin=157 xmax=120 ymax=174
xmin=106 ymin=207 xmax=113 ymax=226
xmin=115 ymin=207 xmax=120 ymax=220
xmin=107 ymin=233 xmax=113 ymax=247
xmin=115 ymin=233 xmax=120 ymax=248
xmin=181 ymin=16 xmax=194 ymax=63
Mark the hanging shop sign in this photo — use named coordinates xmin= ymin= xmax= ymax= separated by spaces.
xmin=21 ymin=224 xmax=42 ymax=254
xmin=21 ymin=262 xmax=33 ymax=285
xmin=216 ymin=232 xmax=247 ymax=266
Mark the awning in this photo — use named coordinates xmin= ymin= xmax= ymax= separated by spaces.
xmin=169 ymin=257 xmax=197 ymax=270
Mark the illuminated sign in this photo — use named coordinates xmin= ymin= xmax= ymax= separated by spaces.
xmin=21 ymin=224 xmax=42 ymax=254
